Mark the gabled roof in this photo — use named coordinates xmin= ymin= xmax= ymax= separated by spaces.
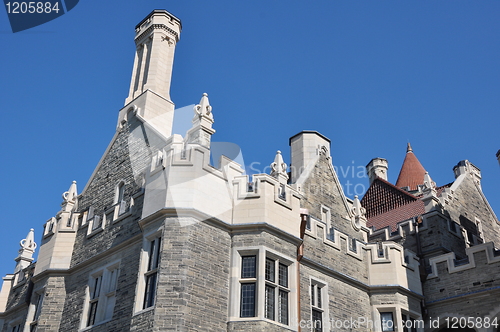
xmin=395 ymin=143 xmax=427 ymax=191
xmin=361 ymin=177 xmax=418 ymax=219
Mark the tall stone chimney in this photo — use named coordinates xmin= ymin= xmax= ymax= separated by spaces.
xmin=120 ymin=10 xmax=182 ymax=137
xmin=289 ymin=131 xmax=331 ymax=184
xmin=366 ymin=158 xmax=388 ymax=185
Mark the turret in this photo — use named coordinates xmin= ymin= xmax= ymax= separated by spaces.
xmin=120 ymin=10 xmax=182 ymax=137
xmin=453 ymin=160 xmax=482 ymax=189
xmin=289 ymin=131 xmax=331 ymax=184
xmin=366 ymin=158 xmax=388 ymax=185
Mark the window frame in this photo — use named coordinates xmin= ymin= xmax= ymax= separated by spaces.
xmin=27 ymin=288 xmax=45 ymax=332
xmin=229 ymin=246 xmax=298 ymax=330
xmin=80 ymin=261 xmax=120 ymax=329
xmin=133 ymin=228 xmax=163 ymax=314
xmin=310 ymin=277 xmax=328 ymax=332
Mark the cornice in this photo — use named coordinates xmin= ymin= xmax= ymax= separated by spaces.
xmin=135 ymin=24 xmax=179 ymax=45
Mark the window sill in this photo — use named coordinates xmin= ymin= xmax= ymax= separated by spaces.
xmin=87 ymin=227 xmax=103 ymax=238
xmin=132 ymin=306 xmax=154 ymax=317
xmin=113 ymin=210 xmax=131 ymax=224
xmin=228 ymin=317 xmax=296 ymax=331
xmin=79 ymin=318 xmax=112 ymax=331
xmin=12 ymin=279 xmax=26 ymax=290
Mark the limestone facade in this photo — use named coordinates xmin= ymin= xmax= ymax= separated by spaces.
xmin=0 ymin=9 xmax=499 ymax=332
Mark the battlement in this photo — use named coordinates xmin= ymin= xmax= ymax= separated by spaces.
xmin=232 ymin=174 xmax=302 ymax=238
xmin=304 ymin=214 xmax=422 ymax=293
xmin=134 ymin=9 xmax=181 ymax=42
xmin=427 ymin=241 xmax=500 ymax=278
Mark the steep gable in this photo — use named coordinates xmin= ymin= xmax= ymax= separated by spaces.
xmin=299 ymin=151 xmax=362 ymax=240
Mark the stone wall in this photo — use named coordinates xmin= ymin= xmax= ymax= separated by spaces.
xmin=445 ymin=175 xmax=500 ymax=246
xmin=299 ymin=153 xmax=364 ymax=241
xmin=154 ymin=217 xmax=231 ymax=332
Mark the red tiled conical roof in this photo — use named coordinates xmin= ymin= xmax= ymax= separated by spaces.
xmin=395 ymin=143 xmax=426 ymax=191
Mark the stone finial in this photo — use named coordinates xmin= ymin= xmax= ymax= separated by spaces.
xmin=351 ymin=195 xmax=366 ymax=231
xmin=423 ymin=172 xmax=435 ymax=190
xmin=422 ymin=172 xmax=441 ymax=213
xmin=270 ymin=150 xmax=289 ymax=182
xmin=185 ymin=93 xmax=216 ymax=148
xmin=352 ymin=195 xmax=366 ymax=219
xmin=14 ymin=228 xmax=37 ymax=273
xmin=62 ymin=181 xmax=78 ymax=203
xmin=20 ymin=228 xmax=36 ymax=253
xmin=193 ymin=93 xmax=213 ymax=121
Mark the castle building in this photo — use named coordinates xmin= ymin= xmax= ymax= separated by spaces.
xmin=0 ymin=9 xmax=499 ymax=332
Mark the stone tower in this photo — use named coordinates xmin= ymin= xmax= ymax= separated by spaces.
xmin=122 ymin=9 xmax=182 ymax=136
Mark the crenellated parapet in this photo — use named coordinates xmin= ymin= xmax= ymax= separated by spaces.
xmin=427 ymin=241 xmax=500 ymax=279
xmin=232 ymin=172 xmax=302 ymax=238
xmin=303 ymin=213 xmax=422 ymax=294
xmin=365 ymin=241 xmax=422 ymax=293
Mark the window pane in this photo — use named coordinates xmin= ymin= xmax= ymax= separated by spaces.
xmin=33 ymin=293 xmax=44 ymax=321
xmin=92 ymin=215 xmax=102 ymax=230
xmin=143 ymin=272 xmax=157 ymax=309
xmin=312 ymin=308 xmax=323 ymax=332
xmin=92 ymin=276 xmax=102 ymax=299
xmin=241 ymin=256 xmax=256 ymax=279
xmin=265 ymin=258 xmax=275 ymax=282
xmin=265 ymin=285 xmax=275 ymax=320
xmin=154 ymin=237 xmax=162 ymax=269
xmin=240 ymin=283 xmax=256 ymax=317
xmin=381 ymin=312 xmax=394 ymax=332
xmin=278 ymin=290 xmax=288 ymax=325
xmin=87 ymin=301 xmax=98 ymax=326
xmin=278 ymin=263 xmax=288 ymax=287
xmin=148 ymin=238 xmax=161 ymax=271
xmin=311 ymin=284 xmax=315 ymax=306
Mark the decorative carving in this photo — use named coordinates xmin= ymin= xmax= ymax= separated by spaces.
xmin=193 ymin=93 xmax=213 ymax=120
xmin=351 ymin=195 xmax=366 ymax=230
xmin=270 ymin=150 xmax=288 ymax=182
xmin=20 ymin=228 xmax=37 ymax=252
xmin=423 ymin=172 xmax=435 ymax=190
xmin=62 ymin=181 xmax=77 ymax=203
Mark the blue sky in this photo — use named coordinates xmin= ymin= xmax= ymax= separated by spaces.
xmin=1 ymin=1 xmax=499 ymax=276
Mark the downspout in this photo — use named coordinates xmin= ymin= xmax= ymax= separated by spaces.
xmin=414 ymin=215 xmax=428 ymax=317
xmin=298 ymin=209 xmax=308 ymax=332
